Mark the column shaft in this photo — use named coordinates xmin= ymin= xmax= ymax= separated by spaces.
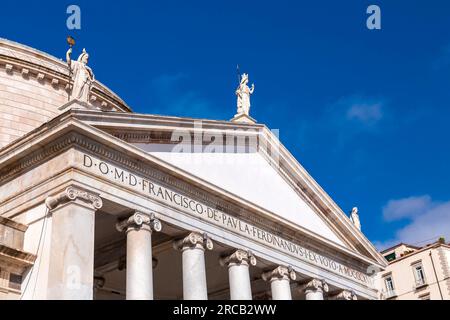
xmin=116 ymin=212 xmax=162 ymax=300
xmin=221 ymin=250 xmax=256 ymax=300
xmin=300 ymin=279 xmax=328 ymax=301
xmin=182 ymin=246 xmax=208 ymax=300
xmin=174 ymin=232 xmax=213 ymax=300
xmin=262 ymin=266 xmax=296 ymax=301
xmin=229 ymin=264 xmax=252 ymax=300
xmin=126 ymin=225 xmax=153 ymax=300
xmin=305 ymin=290 xmax=324 ymax=300
xmin=46 ymin=187 xmax=102 ymax=300
xmin=271 ymin=278 xmax=292 ymax=300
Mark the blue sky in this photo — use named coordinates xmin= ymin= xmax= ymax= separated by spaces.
xmin=1 ymin=0 xmax=450 ymax=249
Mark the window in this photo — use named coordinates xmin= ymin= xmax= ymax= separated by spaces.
xmin=9 ymin=273 xmax=22 ymax=291
xmin=412 ymin=263 xmax=426 ymax=287
xmin=384 ymin=252 xmax=396 ymax=262
xmin=384 ymin=276 xmax=396 ymax=298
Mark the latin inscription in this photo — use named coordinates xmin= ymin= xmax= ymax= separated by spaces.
xmin=83 ymin=154 xmax=374 ymax=287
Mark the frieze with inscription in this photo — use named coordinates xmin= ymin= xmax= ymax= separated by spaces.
xmin=82 ymin=153 xmax=374 ymax=288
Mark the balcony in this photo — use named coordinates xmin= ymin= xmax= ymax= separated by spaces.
xmin=385 ymin=290 xmax=397 ymax=299
xmin=414 ymin=278 xmax=428 ymax=290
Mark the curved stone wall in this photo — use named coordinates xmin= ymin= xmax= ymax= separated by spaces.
xmin=0 ymin=38 xmax=131 ymax=148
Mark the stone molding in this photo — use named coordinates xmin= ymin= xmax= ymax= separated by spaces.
xmin=328 ymin=290 xmax=357 ymax=300
xmin=0 ymin=130 xmax=369 ymax=274
xmin=262 ymin=266 xmax=296 ymax=282
xmin=45 ymin=186 xmax=103 ymax=211
xmin=0 ymin=216 xmax=27 ymax=232
xmin=0 ymin=244 xmax=37 ymax=275
xmin=115 ymin=212 xmax=162 ymax=233
xmin=85 ymin=110 xmax=381 ymax=261
xmin=173 ymin=231 xmax=213 ymax=252
xmin=230 ymin=113 xmax=257 ymax=124
xmin=0 ymin=134 xmax=76 ymax=184
xmin=299 ymin=278 xmax=329 ymax=293
xmin=220 ymin=249 xmax=257 ymax=267
xmin=0 ymin=42 xmax=131 ymax=113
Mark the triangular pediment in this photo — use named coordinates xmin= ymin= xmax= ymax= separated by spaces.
xmin=13 ymin=109 xmax=384 ymax=267
xmin=138 ymin=146 xmax=348 ymax=248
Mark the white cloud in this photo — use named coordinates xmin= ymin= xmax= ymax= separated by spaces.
xmin=326 ymin=95 xmax=386 ymax=135
xmin=382 ymin=195 xmax=433 ymax=221
xmin=314 ymin=95 xmax=387 ymax=152
xmin=346 ymin=103 xmax=383 ymax=125
xmin=376 ymin=195 xmax=450 ymax=250
xmin=328 ymin=95 xmax=385 ymax=125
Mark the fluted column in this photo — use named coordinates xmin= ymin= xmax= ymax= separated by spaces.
xmin=220 ymin=249 xmax=256 ymax=300
xmin=262 ymin=266 xmax=296 ymax=300
xmin=173 ymin=232 xmax=213 ymax=300
xmin=116 ymin=212 xmax=161 ymax=300
xmin=45 ymin=186 xmax=102 ymax=299
xmin=328 ymin=290 xmax=357 ymax=300
xmin=299 ymin=278 xmax=329 ymax=300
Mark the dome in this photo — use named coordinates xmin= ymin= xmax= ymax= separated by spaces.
xmin=0 ymin=38 xmax=131 ymax=148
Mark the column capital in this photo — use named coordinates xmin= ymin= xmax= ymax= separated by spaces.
xmin=116 ymin=212 xmax=162 ymax=233
xmin=298 ymin=278 xmax=329 ymax=293
xmin=329 ymin=290 xmax=357 ymax=300
xmin=220 ymin=249 xmax=257 ymax=267
xmin=45 ymin=186 xmax=103 ymax=211
xmin=262 ymin=266 xmax=296 ymax=282
xmin=173 ymin=231 xmax=213 ymax=251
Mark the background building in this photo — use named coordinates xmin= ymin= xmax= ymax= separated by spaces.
xmin=377 ymin=239 xmax=450 ymax=300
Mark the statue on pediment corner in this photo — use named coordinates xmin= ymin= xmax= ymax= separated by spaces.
xmin=235 ymin=73 xmax=254 ymax=116
xmin=350 ymin=207 xmax=361 ymax=231
xmin=66 ymin=42 xmax=95 ymax=103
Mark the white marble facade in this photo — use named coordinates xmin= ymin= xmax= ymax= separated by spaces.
xmin=0 ymin=38 xmax=387 ymax=300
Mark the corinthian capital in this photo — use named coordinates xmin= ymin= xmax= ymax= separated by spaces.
xmin=45 ymin=186 xmax=103 ymax=210
xmin=173 ymin=231 xmax=213 ymax=251
xmin=329 ymin=290 xmax=357 ymax=300
xmin=220 ymin=249 xmax=257 ymax=267
xmin=116 ymin=212 xmax=162 ymax=233
xmin=262 ymin=266 xmax=297 ymax=282
xmin=299 ymin=278 xmax=329 ymax=293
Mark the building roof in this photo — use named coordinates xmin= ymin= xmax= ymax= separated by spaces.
xmin=383 ymin=240 xmax=450 ymax=265
xmin=380 ymin=242 xmax=421 ymax=254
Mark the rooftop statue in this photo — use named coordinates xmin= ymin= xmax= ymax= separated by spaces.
xmin=349 ymin=207 xmax=361 ymax=231
xmin=235 ymin=73 xmax=254 ymax=116
xmin=66 ymin=46 xmax=95 ymax=103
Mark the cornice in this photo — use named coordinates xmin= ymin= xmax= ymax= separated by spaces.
xmin=0 ymin=216 xmax=28 ymax=232
xmin=66 ymin=110 xmax=386 ymax=267
xmin=0 ymin=244 xmax=37 ymax=274
xmin=0 ymin=139 xmax=372 ymax=276
xmin=0 ymin=114 xmax=382 ymax=274
xmin=0 ymin=38 xmax=131 ymax=113
xmin=0 ymin=132 xmax=76 ymax=183
xmin=387 ymin=242 xmax=450 ymax=265
xmin=260 ymin=126 xmax=385 ymax=264
xmin=0 ymin=38 xmax=385 ymax=267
